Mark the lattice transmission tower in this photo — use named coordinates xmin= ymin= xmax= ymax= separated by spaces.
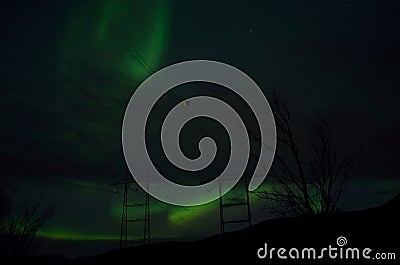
xmin=112 ymin=172 xmax=150 ymax=247
xmin=219 ymin=176 xmax=252 ymax=234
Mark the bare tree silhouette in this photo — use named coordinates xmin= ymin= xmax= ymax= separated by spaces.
xmin=0 ymin=184 xmax=53 ymax=256
xmin=256 ymin=92 xmax=361 ymax=216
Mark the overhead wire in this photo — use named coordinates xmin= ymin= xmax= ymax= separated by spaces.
xmin=0 ymin=30 xmax=125 ymax=173
xmin=81 ymin=0 xmax=155 ymax=76
xmin=0 ymin=2 xmax=229 ymax=234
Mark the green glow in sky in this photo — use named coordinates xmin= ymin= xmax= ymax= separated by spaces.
xmin=126 ymin=0 xmax=170 ymax=79
xmin=62 ymin=0 xmax=170 ymax=81
xmin=167 ymin=203 xmax=216 ymax=226
xmin=167 ymin=182 xmax=270 ymax=226
xmin=37 ymin=228 xmax=120 ymax=241
xmin=38 ymin=179 xmax=274 ymax=242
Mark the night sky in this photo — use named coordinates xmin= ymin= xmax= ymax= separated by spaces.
xmin=1 ymin=0 xmax=400 ymax=258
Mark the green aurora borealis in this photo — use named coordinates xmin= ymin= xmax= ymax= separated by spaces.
xmin=1 ymin=0 xmax=400 ymax=258
xmin=62 ymin=0 xmax=170 ymax=81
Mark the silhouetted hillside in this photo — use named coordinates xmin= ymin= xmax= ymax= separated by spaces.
xmin=381 ymin=194 xmax=400 ymax=209
xmin=6 ymin=194 xmax=399 ymax=265
xmin=79 ymin=194 xmax=399 ymax=265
